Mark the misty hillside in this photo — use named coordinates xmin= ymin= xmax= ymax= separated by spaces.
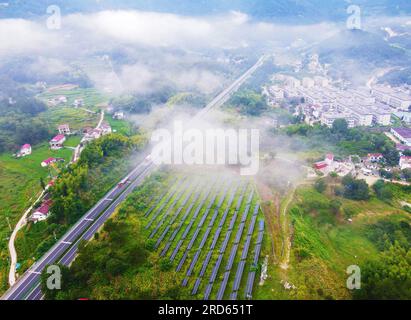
xmin=315 ymin=29 xmax=409 ymax=67
xmin=1 ymin=0 xmax=411 ymax=21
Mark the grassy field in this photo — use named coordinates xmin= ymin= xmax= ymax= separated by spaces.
xmin=64 ymin=136 xmax=82 ymax=148
xmin=253 ymin=184 xmax=411 ymax=300
xmin=106 ymin=117 xmax=134 ymax=137
xmin=38 ymin=87 xmax=110 ymax=112
xmin=0 ymin=143 xmax=73 ymax=292
xmin=37 ymin=107 xmax=99 ymax=133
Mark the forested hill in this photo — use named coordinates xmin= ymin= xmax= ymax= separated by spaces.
xmin=1 ymin=0 xmax=411 ymax=22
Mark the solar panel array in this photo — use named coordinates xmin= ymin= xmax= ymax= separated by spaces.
xmin=202 ymin=184 xmax=248 ymax=300
xmin=143 ymin=177 xmax=178 ymax=218
xmin=215 ymin=190 xmax=255 ymax=300
xmin=142 ymin=175 xmax=264 ymax=301
xmin=149 ymin=180 xmax=196 ymax=240
xmin=181 ymin=182 xmax=233 ymax=287
xmin=145 ymin=178 xmax=186 ymax=229
xmin=191 ymin=184 xmax=240 ymax=295
xmin=176 ymin=181 xmax=224 ymax=271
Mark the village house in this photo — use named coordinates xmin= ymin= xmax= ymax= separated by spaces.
xmin=396 ymin=144 xmax=411 ymax=154
xmin=313 ymin=153 xmax=337 ymax=174
xmin=73 ymin=98 xmax=84 ymax=108
xmin=58 ymin=96 xmax=68 ymax=104
xmin=30 ymin=199 xmax=52 ymax=223
xmin=17 ymin=144 xmax=32 ymax=157
xmin=49 ymin=134 xmax=66 ymax=150
xmin=367 ymin=153 xmax=384 ymax=163
xmin=325 ymin=153 xmax=334 ymax=165
xmin=83 ymin=128 xmax=102 ymax=142
xmin=113 ymin=111 xmax=125 ymax=120
xmin=41 ymin=157 xmax=64 ymax=167
xmin=41 ymin=157 xmax=57 ymax=167
xmin=58 ymin=124 xmax=71 ymax=135
xmin=399 ymin=156 xmax=411 ymax=170
xmin=101 ymin=122 xmax=112 ymax=135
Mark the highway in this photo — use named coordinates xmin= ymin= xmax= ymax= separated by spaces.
xmin=1 ymin=55 xmax=266 ymax=300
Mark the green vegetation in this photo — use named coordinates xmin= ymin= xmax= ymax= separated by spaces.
xmin=0 ymin=97 xmax=49 ymax=153
xmin=15 ymin=133 xmax=147 ymax=275
xmin=284 ymin=121 xmax=400 ymax=162
xmin=38 ymin=107 xmax=99 ymax=132
xmin=38 ymin=87 xmax=109 ymax=111
xmin=227 ymin=90 xmax=268 ymax=116
xmin=0 ymin=143 xmax=73 ymax=291
xmin=43 ymin=171 xmax=185 ymax=300
xmin=46 ymin=172 xmax=265 ymax=300
xmin=167 ymin=92 xmax=206 ymax=108
xmin=257 ymin=181 xmax=411 ymax=300
xmin=341 ymin=175 xmax=370 ymax=201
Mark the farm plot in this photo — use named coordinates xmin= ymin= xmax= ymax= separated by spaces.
xmin=139 ymin=173 xmax=266 ymax=300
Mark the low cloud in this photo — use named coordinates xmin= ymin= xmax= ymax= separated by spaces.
xmin=0 ymin=9 xmax=341 ymax=95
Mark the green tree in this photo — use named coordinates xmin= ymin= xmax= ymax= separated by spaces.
xmin=373 ymin=180 xmax=393 ymax=201
xmin=314 ymin=179 xmax=327 ymax=193
xmin=355 ymin=243 xmax=411 ymax=300
xmin=342 ymin=175 xmax=370 ymax=201
xmin=331 ymin=119 xmax=349 ymax=136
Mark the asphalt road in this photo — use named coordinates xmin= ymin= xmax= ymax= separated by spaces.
xmin=1 ymin=55 xmax=265 ymax=300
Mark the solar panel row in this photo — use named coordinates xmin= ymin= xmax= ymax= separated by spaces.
xmin=215 ymin=194 xmax=253 ymax=300
xmin=145 ymin=178 xmax=186 ymax=229
xmin=156 ymin=179 xmax=217 ymax=258
xmin=148 ymin=179 xmax=194 ymax=238
xmin=143 ymin=177 xmax=178 ymax=218
xmin=190 ymin=185 xmax=240 ymax=295
xmin=230 ymin=204 xmax=259 ymax=299
xmin=245 ymin=220 xmax=264 ymax=299
xmin=180 ymin=183 xmax=230 ymax=282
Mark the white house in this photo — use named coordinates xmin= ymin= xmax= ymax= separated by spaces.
xmin=101 ymin=122 xmax=112 ymax=135
xmin=113 ymin=112 xmax=125 ymax=120
xmin=367 ymin=153 xmax=384 ymax=162
xmin=18 ymin=144 xmax=32 ymax=157
xmin=58 ymin=124 xmax=71 ymax=135
xmin=30 ymin=200 xmax=52 ymax=223
xmin=399 ymin=156 xmax=411 ymax=170
xmin=73 ymin=99 xmax=84 ymax=108
xmin=49 ymin=134 xmax=66 ymax=150
xmin=41 ymin=157 xmax=57 ymax=167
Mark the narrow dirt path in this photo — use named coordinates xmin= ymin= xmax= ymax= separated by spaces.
xmin=8 ymin=190 xmax=47 ymax=286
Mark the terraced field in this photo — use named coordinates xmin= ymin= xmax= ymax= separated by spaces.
xmin=139 ymin=174 xmax=266 ymax=300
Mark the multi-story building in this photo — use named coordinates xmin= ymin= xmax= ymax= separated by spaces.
xmin=372 ymin=86 xmax=411 ymax=110
xmin=391 ymin=127 xmax=411 ymax=146
xmin=320 ymin=112 xmax=356 ymax=128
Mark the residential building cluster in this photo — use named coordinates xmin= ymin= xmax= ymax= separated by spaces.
xmin=265 ymin=75 xmax=411 ymax=128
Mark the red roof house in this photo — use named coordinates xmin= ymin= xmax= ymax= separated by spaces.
xmin=314 ymin=161 xmax=328 ymax=170
xmin=41 ymin=157 xmax=57 ymax=167
xmin=50 ymin=134 xmax=66 ymax=150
